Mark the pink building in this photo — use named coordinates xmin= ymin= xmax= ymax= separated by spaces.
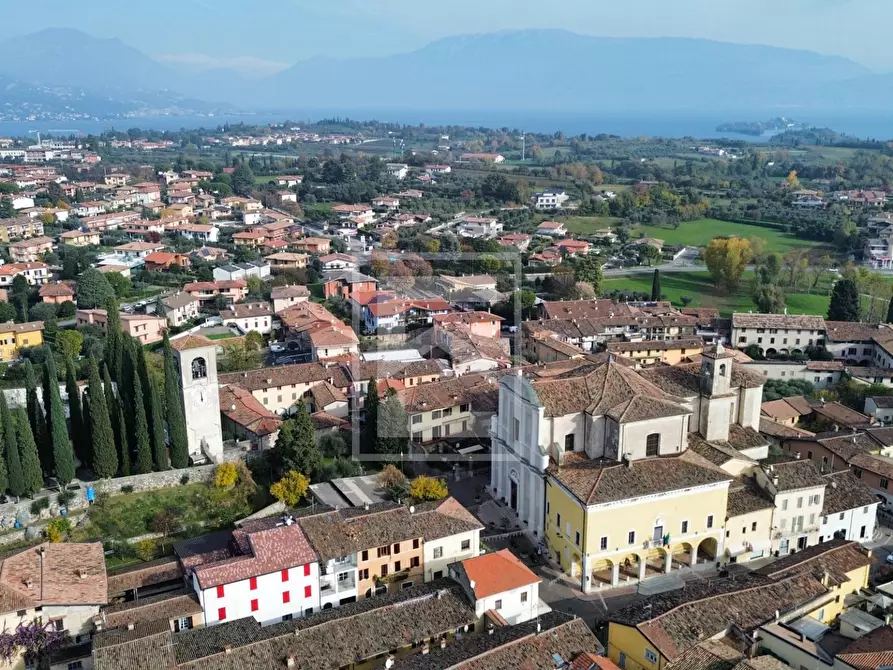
xmin=76 ymin=309 xmax=168 ymax=344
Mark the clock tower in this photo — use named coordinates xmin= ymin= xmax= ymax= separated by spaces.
xmin=170 ymin=334 xmax=223 ymax=463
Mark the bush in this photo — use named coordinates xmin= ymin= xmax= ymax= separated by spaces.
xmin=408 ymin=476 xmax=449 ymax=502
xmin=215 ymin=463 xmax=239 ymax=489
xmin=270 ymin=471 xmax=310 ymax=507
xmin=378 ymin=465 xmax=406 ymax=489
xmin=45 ymin=518 xmax=71 ymax=543
xmin=120 ymin=485 xmax=134 ymax=494
xmin=180 ymin=474 xmax=190 ymax=486
xmin=30 ymin=497 xmax=50 ymax=516
xmin=57 ymin=490 xmax=75 ymax=508
xmin=136 ymin=539 xmax=156 ymax=562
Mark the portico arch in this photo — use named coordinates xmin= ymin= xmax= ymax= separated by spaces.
xmin=698 ymin=537 xmax=719 ymax=564
xmin=671 ymin=541 xmax=697 ymax=568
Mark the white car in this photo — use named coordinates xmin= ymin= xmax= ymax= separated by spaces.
xmin=886 ymin=553 xmax=893 ymax=565
xmin=270 ymin=343 xmax=286 ymax=353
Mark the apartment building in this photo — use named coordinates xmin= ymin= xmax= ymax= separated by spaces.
xmin=731 ymin=313 xmax=826 ymax=356
xmin=220 ymin=301 xmax=274 ymax=335
xmin=0 ymin=262 xmax=51 ymax=286
xmin=0 ymin=320 xmax=44 ymax=361
xmin=158 ymin=292 xmax=201 ymax=327
xmin=77 ymin=309 xmax=168 ymax=345
xmin=183 ymin=280 xmax=248 ymax=305
xmin=60 ymin=229 xmax=101 ymax=247
xmin=8 ymin=235 xmax=53 ymax=262
xmin=271 ymin=284 xmax=310 ymax=312
xmin=753 ymin=459 xmax=826 ymax=555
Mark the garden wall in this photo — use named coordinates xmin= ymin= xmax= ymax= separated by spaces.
xmin=95 ymin=463 xmax=218 ymax=495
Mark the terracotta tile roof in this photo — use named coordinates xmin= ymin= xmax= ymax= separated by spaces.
xmin=664 ymin=639 xmax=742 ymax=670
xmin=726 ymin=479 xmax=774 ymax=517
xmin=605 ymin=338 xmax=703 ymax=353
xmin=761 ymin=399 xmax=805 ymax=422
xmin=642 ymin=362 xmax=765 ymax=397
xmin=310 ymin=411 xmax=351 ymax=430
xmin=0 ymin=320 xmax=44 ymax=334
xmin=106 ymin=556 xmax=182 ymax=595
xmin=219 ymin=362 xmax=350 ymax=392
xmin=9 ymin=235 xmax=53 ymax=248
xmin=308 ymin=380 xmax=346 ymax=409
xmin=836 ymin=624 xmax=893 ymax=670
xmin=785 ymin=396 xmax=813 ymax=415
xmin=731 ymin=313 xmax=826 ymax=331
xmin=169 ymin=334 xmax=214 ymax=351
xmin=764 ymin=458 xmax=826 ymax=491
xmin=548 ymin=451 xmax=731 ymax=506
xmin=270 ymin=284 xmax=309 ymax=300
xmin=183 ymin=280 xmax=247 ymax=292
xmin=809 ymin=401 xmax=871 ymax=428
xmin=308 ymin=323 xmax=360 ymax=347
xmin=0 ymin=542 xmax=107 ymax=611
xmin=103 ymin=587 xmax=202 ymax=629
xmin=848 ymin=451 xmax=893 ymax=479
xmin=821 ymin=470 xmax=879 ymax=515
xmin=687 ymin=427 xmax=764 ymax=468
xmin=456 ymin=549 xmax=539 ymax=598
xmin=182 ymin=517 xmax=318 ymax=590
xmin=755 ymin=538 xmax=871 ymax=580
xmin=219 ymin=384 xmax=283 ymax=437
xmin=219 ymin=301 xmax=273 ymax=320
xmin=396 ymin=373 xmax=498 ymax=413
xmin=758 ymin=418 xmax=815 ymax=439
xmin=824 ymin=320 xmax=884 ymax=343
xmin=610 ymin=573 xmax=828 ymax=661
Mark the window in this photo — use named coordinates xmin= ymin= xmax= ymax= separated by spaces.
xmin=410 ymin=556 xmax=420 ymax=568
xmin=781 ymin=499 xmax=788 ymax=511
xmin=413 ymin=539 xmax=420 ymax=549
xmin=443 ymin=407 xmax=452 ymax=416
xmin=460 ymin=404 xmax=469 ymax=413
xmin=361 ymin=550 xmax=368 ymax=561
xmin=706 ymin=515 xmax=714 ymax=529
xmin=564 ymin=434 xmax=575 ymax=451
xmin=377 ymin=546 xmax=391 ymax=558
xmin=556 ymin=512 xmax=562 ymax=528
xmin=283 ymin=569 xmax=290 ymax=582
xmin=600 ymin=536 xmax=608 ymax=551
xmin=433 ymin=570 xmax=443 ymax=579
xmin=412 ymin=415 xmax=422 ymax=424
xmin=217 ymin=607 xmax=226 ymax=621
xmin=681 ymin=520 xmax=688 ymax=534
xmin=251 ymin=599 xmax=258 ymax=612
xmin=431 ymin=410 xmax=442 ymax=420
xmin=521 ymin=592 xmax=528 ymax=603
xmin=494 ymin=599 xmax=502 ymax=610
xmin=305 ymin=585 xmax=312 ymax=598
xmin=861 ymin=525 xmax=867 ymax=538
xmin=575 ymin=531 xmax=580 ymax=547
xmin=433 ymin=547 xmax=443 ymax=559
xmin=304 ymin=564 xmax=311 ymax=577
xmin=797 ymin=497 xmax=803 ymax=509
xmin=359 ymin=569 xmax=369 ymax=580
xmin=381 ymin=565 xmax=388 ymax=577
xmin=645 ymin=649 xmax=659 ymax=664
xmin=513 ymin=418 xmax=520 ymax=441
xmin=646 ymin=433 xmax=660 ymax=457
xmin=191 ymin=357 xmax=207 ymax=380
xmin=249 ymin=577 xmax=257 ymax=590
xmin=216 ymin=585 xmax=225 ymax=598
xmin=839 ymin=512 xmax=845 ymax=520
xmin=752 ymin=522 xmax=757 ymax=532
xmin=628 ymin=531 xmax=636 ymax=545
xmin=283 ymin=591 xmax=290 ymax=604
xmin=882 ymin=478 xmax=889 ymax=489
xmin=282 ymin=614 xmax=293 ymax=622
xmin=461 ymin=539 xmax=471 ymax=551
xmin=393 ymin=543 xmax=400 ymax=553
xmin=432 ymin=426 xmax=441 ymax=439
xmin=68 ymin=662 xmax=83 ymax=670
xmin=395 ymin=561 xmax=402 ymax=572
xmin=412 ymin=432 xmax=422 ymax=441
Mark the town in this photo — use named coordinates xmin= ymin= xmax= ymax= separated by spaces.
xmin=0 ymin=118 xmax=892 ymax=670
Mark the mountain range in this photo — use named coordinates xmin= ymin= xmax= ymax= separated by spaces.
xmin=0 ymin=28 xmax=891 ymax=117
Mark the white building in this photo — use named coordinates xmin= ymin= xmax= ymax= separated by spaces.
xmin=731 ymin=313 xmax=826 ymax=357
xmin=220 ymin=301 xmax=274 ymax=336
xmin=819 ymin=470 xmax=879 ymax=544
xmin=158 ymin=292 xmax=201 ymax=328
xmin=754 ymin=459 xmax=826 ymax=555
xmin=213 ymin=261 xmax=271 ymax=282
xmin=449 ymin=549 xmax=545 ymax=626
xmin=0 ymin=262 xmax=51 ymax=286
xmin=386 ymin=163 xmax=409 ymax=180
xmin=741 ymin=360 xmax=844 ymax=389
xmin=180 ymin=516 xmax=321 ymax=626
xmin=865 ymin=396 xmax=893 ymax=425
xmin=531 ymin=189 xmax=570 ymax=211
xmin=457 ymin=217 xmax=504 ymax=239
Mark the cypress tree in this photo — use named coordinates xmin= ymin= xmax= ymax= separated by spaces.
xmin=886 ymin=297 xmax=893 ymax=324
xmin=125 ymin=339 xmax=152 ymax=475
xmin=1 ymin=393 xmax=23 ymax=498
xmin=64 ymin=357 xmax=86 ymax=465
xmin=148 ymin=378 xmax=169 ymax=471
xmin=651 ymin=269 xmax=661 ymax=302
xmin=104 ymin=364 xmax=130 ymax=476
xmin=163 ymin=332 xmax=189 ymax=469
xmin=104 ymin=298 xmax=122 ymax=383
xmin=81 ymin=391 xmax=93 ymax=467
xmin=24 ymin=360 xmax=50 ymax=475
xmin=88 ymin=360 xmax=118 ymax=478
xmin=44 ymin=355 xmax=75 ymax=484
xmin=363 ymin=379 xmax=380 ymax=454
xmin=827 ymin=278 xmax=861 ymax=322
xmin=15 ymin=409 xmax=44 ymax=497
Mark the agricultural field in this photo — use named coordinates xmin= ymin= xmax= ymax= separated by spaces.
xmin=561 ymin=216 xmax=622 ymax=234
xmin=602 ymin=270 xmax=831 ymax=317
xmin=634 ymin=219 xmax=823 ymax=253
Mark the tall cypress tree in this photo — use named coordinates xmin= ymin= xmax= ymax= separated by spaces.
xmin=64 ymin=358 xmax=86 ymax=466
xmin=24 ymin=360 xmax=50 ymax=475
xmin=828 ymin=278 xmax=861 ymax=322
xmin=15 ymin=410 xmax=43 ymax=497
xmin=886 ymin=297 xmax=893 ymax=324
xmin=125 ymin=339 xmax=152 ymax=475
xmin=88 ymin=360 xmax=118 ymax=478
xmin=1 ymin=393 xmax=23 ymax=498
xmin=363 ymin=379 xmax=380 ymax=454
xmin=81 ymin=391 xmax=93 ymax=468
xmin=44 ymin=355 xmax=75 ymax=484
xmin=104 ymin=298 xmax=122 ymax=383
xmin=104 ymin=364 xmax=130 ymax=476
xmin=163 ymin=332 xmax=189 ymax=469
xmin=651 ymin=269 xmax=661 ymax=302
xmin=148 ymin=378 xmax=169 ymax=471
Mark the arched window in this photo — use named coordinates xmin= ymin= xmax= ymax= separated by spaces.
xmin=191 ymin=357 xmax=207 ymax=380
xmin=646 ymin=433 xmax=660 ymax=457
xmin=718 ymin=363 xmax=727 ymax=377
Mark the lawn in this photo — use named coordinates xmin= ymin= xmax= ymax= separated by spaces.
xmin=561 ymin=216 xmax=622 ymax=234
xmin=602 ymin=270 xmax=830 ymax=318
xmin=635 ymin=219 xmax=822 ymax=253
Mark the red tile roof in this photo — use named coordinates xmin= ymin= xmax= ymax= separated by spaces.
xmin=459 ymin=549 xmax=539 ymax=599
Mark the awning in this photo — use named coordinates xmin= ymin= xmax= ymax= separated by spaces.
xmin=726 ymin=543 xmax=748 ymax=557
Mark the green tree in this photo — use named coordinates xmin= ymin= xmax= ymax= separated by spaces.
xmin=752 ymin=284 xmax=786 ymax=314
xmin=87 ymin=360 xmax=117 ymax=478
xmin=640 ymin=244 xmax=663 ymax=267
xmin=55 ymin=330 xmax=83 ymax=361
xmin=377 ymin=389 xmax=409 ymax=458
xmin=828 ymin=279 xmax=861 ymax=322
xmin=273 ymin=404 xmax=320 ymax=478
xmin=123 ymin=339 xmax=152 ymax=474
xmin=105 ymin=272 xmax=132 ymax=299
xmin=43 ymin=355 xmax=75 ymax=484
xmin=103 ymin=364 xmax=129 ymax=476
xmin=163 ymin=332 xmax=189 ymax=468
xmin=148 ymin=378 xmax=168 ymax=471
xmin=886 ymin=297 xmax=893 ymax=325
xmin=14 ymin=409 xmax=43 ymax=497
xmin=243 ymin=330 xmax=263 ymax=352
xmin=363 ymin=379 xmax=380 ymax=454
xmin=651 ymin=269 xmax=661 ymax=301
xmin=103 ymin=298 xmax=122 ymax=382
xmin=232 ymin=163 xmax=255 ymax=197
xmin=64 ymin=358 xmax=86 ymax=465
xmin=0 ymin=393 xmax=23 ymax=498
xmin=573 ymin=255 xmax=603 ymax=294
xmin=76 ymin=268 xmax=115 ymax=309
xmin=23 ymin=360 xmax=49 ymax=475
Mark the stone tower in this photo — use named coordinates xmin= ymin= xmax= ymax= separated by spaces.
xmin=171 ymin=334 xmax=223 ymax=463
xmin=698 ymin=342 xmax=735 ymax=442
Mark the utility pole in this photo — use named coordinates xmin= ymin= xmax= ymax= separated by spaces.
xmin=521 ymin=130 xmax=526 ymax=162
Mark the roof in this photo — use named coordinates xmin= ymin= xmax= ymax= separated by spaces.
xmin=761 ymin=398 xmax=807 ymax=422
xmin=664 ymin=639 xmax=742 ymax=670
xmin=549 ymin=451 xmax=731 ymax=506
xmin=169 ymin=334 xmax=215 ymax=351
xmin=764 ymin=459 xmax=826 ymax=491
xmin=106 ymin=556 xmax=182 ymax=595
xmin=271 ymin=285 xmax=310 ymax=300
xmin=220 ymin=301 xmax=273 ymax=320
xmin=609 ymin=573 xmax=828 ymax=661
xmin=160 ymin=292 xmax=198 ymax=310
xmin=455 ymin=549 xmax=539 ymax=599
xmin=821 ymin=470 xmax=880 ymax=515
xmin=396 ymin=614 xmax=602 ymax=670
xmin=184 ymin=280 xmax=247 ymax=292
xmin=642 ymin=361 xmax=765 ymax=397
xmin=824 ymin=320 xmax=884 ymax=343
xmin=180 ymin=517 xmax=318 ymax=590
xmin=8 ymin=235 xmax=53 ymax=248
xmin=103 ymin=587 xmax=202 ymax=629
xmin=38 ymin=282 xmax=74 ymax=298
xmin=219 ymin=361 xmax=350 ymax=392
xmin=758 ymin=418 xmax=815 ymax=440
xmin=0 ymin=542 xmax=107 ymax=612
xmin=219 ymin=385 xmax=283 ymax=437
xmin=756 ymin=538 xmax=871 ymax=581
xmin=836 ymin=624 xmax=893 ymax=670
xmin=726 ymin=480 xmax=774 ymax=518
xmin=605 ymin=338 xmax=703 ymax=353
xmin=731 ymin=313 xmax=826 ymax=331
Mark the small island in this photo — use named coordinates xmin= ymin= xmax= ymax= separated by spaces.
xmin=716 ymin=117 xmax=805 ymax=136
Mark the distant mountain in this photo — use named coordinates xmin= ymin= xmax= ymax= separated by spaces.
xmin=262 ymin=30 xmax=876 ymax=112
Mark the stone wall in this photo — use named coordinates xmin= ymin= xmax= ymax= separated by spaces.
xmin=95 ymin=463 xmax=218 ymax=495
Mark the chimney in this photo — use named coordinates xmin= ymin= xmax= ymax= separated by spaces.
xmin=286 ymin=656 xmax=295 ymax=668
xmin=127 ymin=623 xmax=135 ymax=631
xmin=224 ymin=645 xmax=233 ymax=655
xmin=25 ymin=578 xmax=33 ymax=589
xmin=772 ymin=476 xmax=779 ymax=487
xmin=78 ymin=569 xmax=88 ymax=580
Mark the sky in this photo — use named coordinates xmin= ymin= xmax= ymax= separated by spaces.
xmin=0 ymin=0 xmax=887 ymax=76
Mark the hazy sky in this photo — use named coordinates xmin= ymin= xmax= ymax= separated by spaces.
xmin=1 ymin=0 xmax=886 ymax=75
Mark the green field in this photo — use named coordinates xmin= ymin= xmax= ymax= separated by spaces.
xmin=636 ymin=219 xmax=821 ymax=253
xmin=561 ymin=216 xmax=622 ymax=234
xmin=602 ymin=270 xmax=831 ymax=318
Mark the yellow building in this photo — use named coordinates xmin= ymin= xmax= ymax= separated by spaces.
xmin=606 ymin=572 xmax=831 ymax=670
xmin=722 ymin=478 xmax=776 ymax=565
xmin=0 ymin=320 xmax=44 ymax=361
xmin=605 ymin=337 xmax=704 ymax=367
xmin=545 ymin=450 xmax=732 ymax=591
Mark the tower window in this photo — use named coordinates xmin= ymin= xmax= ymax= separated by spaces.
xmin=718 ymin=363 xmax=727 ymax=377
xmin=192 ymin=357 xmax=208 ymax=380
xmin=646 ymin=433 xmax=660 ymax=457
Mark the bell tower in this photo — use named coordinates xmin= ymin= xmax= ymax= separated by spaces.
xmin=171 ymin=334 xmax=223 ymax=463
xmin=700 ymin=342 xmax=734 ymax=397
xmin=698 ymin=342 xmax=735 ymax=442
